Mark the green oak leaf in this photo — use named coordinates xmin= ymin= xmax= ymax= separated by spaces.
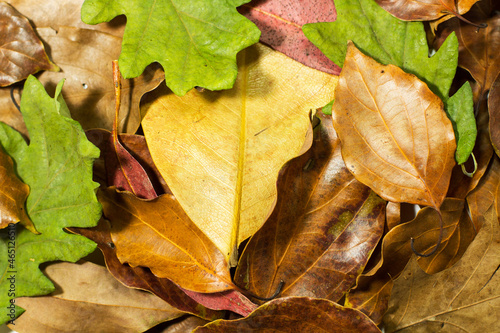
xmin=81 ymin=0 xmax=260 ymax=96
xmin=0 ymin=76 xmax=101 ymax=324
xmin=303 ymin=0 xmax=476 ymax=164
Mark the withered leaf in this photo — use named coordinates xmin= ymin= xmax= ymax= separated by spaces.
xmin=99 ymin=187 xmax=235 ymax=293
xmin=382 ymin=205 xmax=500 ymax=332
xmin=333 ymin=42 xmax=456 ymax=209
xmin=194 ymin=297 xmax=381 ymax=333
xmin=0 ymin=147 xmax=33 ymax=231
xmin=181 ymin=288 xmax=257 ymax=317
xmin=375 ymin=0 xmax=480 ymax=22
xmin=0 ymin=2 xmax=57 ymax=86
xmin=9 ymin=262 xmax=184 ymax=333
xmin=235 ymin=112 xmax=386 ymax=302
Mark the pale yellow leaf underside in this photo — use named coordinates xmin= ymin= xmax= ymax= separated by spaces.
xmin=142 ymin=43 xmax=338 ymax=260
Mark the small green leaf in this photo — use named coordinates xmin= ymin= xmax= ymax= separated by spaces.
xmin=321 ymin=99 xmax=334 ymax=115
xmin=81 ymin=0 xmax=260 ymax=96
xmin=445 ymin=82 xmax=476 ymax=165
xmin=0 ymin=75 xmax=101 ymax=324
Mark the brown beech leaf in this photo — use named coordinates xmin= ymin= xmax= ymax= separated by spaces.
xmin=99 ymin=187 xmax=235 ymax=293
xmin=234 ymin=112 xmax=386 ymax=301
xmin=333 ymin=42 xmax=456 ymax=209
xmin=239 ymin=0 xmax=340 ymax=75
xmin=0 ymin=2 xmax=58 ymax=86
xmin=382 ymin=205 xmax=500 ymax=332
xmin=0 ymin=147 xmax=34 ymax=231
xmin=194 ymin=297 xmax=381 ymax=333
xmin=375 ymin=0 xmax=480 ymax=22
xmin=70 ymin=219 xmax=224 ymax=320
xmin=142 ymin=43 xmax=338 ymax=263
xmin=9 ymin=262 xmax=184 ymax=333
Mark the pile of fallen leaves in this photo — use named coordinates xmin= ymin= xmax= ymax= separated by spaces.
xmin=0 ymin=0 xmax=498 ymax=332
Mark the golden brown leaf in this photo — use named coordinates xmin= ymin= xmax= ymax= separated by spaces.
xmin=142 ymin=43 xmax=338 ymax=262
xmin=333 ymin=42 xmax=456 ymax=209
xmin=382 ymin=205 xmax=500 ymax=332
xmin=376 ymin=0 xmax=480 ymax=22
xmin=9 ymin=262 xmax=184 ymax=333
xmin=99 ymin=187 xmax=235 ymax=293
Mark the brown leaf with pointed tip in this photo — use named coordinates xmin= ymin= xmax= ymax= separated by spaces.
xmin=239 ymin=0 xmax=340 ymax=74
xmin=234 ymin=112 xmax=386 ymax=302
xmin=382 ymin=205 xmax=500 ymax=333
xmin=375 ymin=0 xmax=480 ymax=22
xmin=333 ymin=42 xmax=456 ymax=209
xmin=99 ymin=187 xmax=235 ymax=293
xmin=194 ymin=297 xmax=381 ymax=333
xmin=9 ymin=262 xmax=184 ymax=333
xmin=0 ymin=2 xmax=57 ymax=86
xmin=0 ymin=147 xmax=34 ymax=231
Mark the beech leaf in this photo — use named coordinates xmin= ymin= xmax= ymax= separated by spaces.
xmin=382 ymin=205 xmax=500 ymax=332
xmin=239 ymin=0 xmax=340 ymax=74
xmin=0 ymin=2 xmax=58 ymax=86
xmin=9 ymin=262 xmax=184 ymax=333
xmin=99 ymin=187 xmax=235 ymax=293
xmin=81 ymin=0 xmax=260 ymax=95
xmin=234 ymin=112 xmax=386 ymax=301
xmin=142 ymin=43 xmax=338 ymax=262
xmin=332 ymin=42 xmax=456 ymax=208
xmin=194 ymin=297 xmax=382 ymax=333
xmin=0 ymin=75 xmax=101 ymax=324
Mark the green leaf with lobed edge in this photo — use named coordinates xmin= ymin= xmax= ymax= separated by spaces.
xmin=0 ymin=76 xmax=101 ymax=324
xmin=81 ymin=0 xmax=260 ymax=95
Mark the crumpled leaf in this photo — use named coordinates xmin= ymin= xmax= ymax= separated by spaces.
xmin=0 ymin=147 xmax=33 ymax=231
xmin=375 ymin=0 xmax=480 ymax=22
xmin=382 ymin=204 xmax=500 ymax=332
xmin=194 ymin=297 xmax=382 ymax=333
xmin=81 ymin=0 xmax=261 ymax=96
xmin=99 ymin=187 xmax=235 ymax=293
xmin=239 ymin=0 xmax=340 ymax=74
xmin=332 ymin=43 xmax=456 ymax=209
xmin=0 ymin=2 xmax=58 ymax=86
xmin=8 ymin=262 xmax=184 ymax=333
xmin=234 ymin=112 xmax=386 ymax=301
xmin=0 ymin=75 xmax=101 ymax=324
xmin=142 ymin=43 xmax=338 ymax=262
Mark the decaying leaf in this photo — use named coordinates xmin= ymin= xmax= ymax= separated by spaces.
xmin=99 ymin=187 xmax=235 ymax=293
xmin=382 ymin=205 xmax=500 ymax=332
xmin=142 ymin=43 xmax=338 ymax=262
xmin=234 ymin=113 xmax=386 ymax=301
xmin=0 ymin=147 xmax=33 ymax=231
xmin=0 ymin=2 xmax=58 ymax=86
xmin=194 ymin=297 xmax=382 ymax=332
xmin=9 ymin=262 xmax=184 ymax=333
xmin=332 ymin=42 xmax=456 ymax=208
xmin=239 ymin=0 xmax=340 ymax=74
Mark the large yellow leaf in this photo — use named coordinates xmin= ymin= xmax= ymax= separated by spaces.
xmin=142 ymin=43 xmax=338 ymax=262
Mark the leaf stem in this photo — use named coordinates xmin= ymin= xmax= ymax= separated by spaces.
xmin=112 ymin=60 xmax=121 ymax=141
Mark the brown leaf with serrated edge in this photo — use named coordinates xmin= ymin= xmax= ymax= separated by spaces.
xmin=382 ymin=205 xmax=500 ymax=333
xmin=99 ymin=187 xmax=235 ymax=293
xmin=375 ymin=0 xmax=480 ymax=22
xmin=234 ymin=112 xmax=386 ymax=302
xmin=239 ymin=0 xmax=340 ymax=74
xmin=9 ymin=262 xmax=184 ymax=333
xmin=194 ymin=297 xmax=381 ymax=333
xmin=70 ymin=220 xmax=223 ymax=320
xmin=0 ymin=2 xmax=58 ymax=86
xmin=333 ymin=42 xmax=456 ymax=210
xmin=0 ymin=147 xmax=34 ymax=232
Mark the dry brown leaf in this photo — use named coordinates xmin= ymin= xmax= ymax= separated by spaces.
xmin=142 ymin=43 xmax=338 ymax=262
xmin=9 ymin=262 xmax=184 ymax=333
xmin=376 ymin=0 xmax=480 ymax=22
xmin=0 ymin=87 xmax=27 ymax=137
xmin=382 ymin=205 xmax=500 ymax=332
xmin=0 ymin=2 xmax=57 ymax=86
xmin=333 ymin=42 xmax=456 ymax=209
xmin=99 ymin=187 xmax=235 ymax=293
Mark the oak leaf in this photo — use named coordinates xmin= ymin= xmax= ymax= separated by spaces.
xmin=142 ymin=43 xmax=338 ymax=263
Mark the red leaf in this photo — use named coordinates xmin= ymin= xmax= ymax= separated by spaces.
xmin=181 ymin=288 xmax=257 ymax=317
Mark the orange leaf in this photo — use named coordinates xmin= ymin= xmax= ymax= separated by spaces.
xmin=332 ymin=42 xmax=456 ymax=209
xmin=376 ymin=0 xmax=480 ymax=22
